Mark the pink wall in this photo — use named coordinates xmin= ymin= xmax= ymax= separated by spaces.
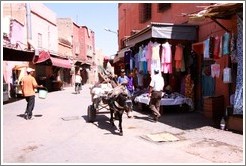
xmin=79 ymin=26 xmax=95 ymax=63
xmin=30 ymin=3 xmax=58 ymax=53
xmin=10 ymin=20 xmax=24 ymax=46
xmin=72 ymin=22 xmax=82 ymax=61
xmin=57 ymin=18 xmax=73 ymax=57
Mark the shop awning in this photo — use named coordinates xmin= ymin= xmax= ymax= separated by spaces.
xmin=113 ymin=47 xmax=131 ymax=63
xmin=32 ymin=50 xmax=72 ymax=68
xmin=33 ymin=50 xmax=51 ymax=64
xmin=125 ymin=22 xmax=199 ymax=47
xmin=3 ymin=46 xmax=34 ymax=61
xmin=186 ymin=3 xmax=243 ymax=32
xmin=50 ymin=57 xmax=72 ymax=69
xmin=74 ymin=60 xmax=83 ymax=66
xmin=187 ymin=3 xmax=243 ymax=21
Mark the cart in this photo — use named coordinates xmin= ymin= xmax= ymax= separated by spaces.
xmin=87 ymin=81 xmax=133 ymax=123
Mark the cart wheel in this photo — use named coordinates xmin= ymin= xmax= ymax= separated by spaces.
xmin=87 ymin=105 xmax=96 ymax=122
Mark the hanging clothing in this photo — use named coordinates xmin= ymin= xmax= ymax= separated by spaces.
xmin=202 ymin=67 xmax=215 ymax=96
xmin=223 ymin=67 xmax=232 ymax=83
xmin=161 ymin=42 xmax=172 ymax=74
xmin=203 ymin=38 xmax=210 ymax=58
xmin=184 ymin=73 xmax=194 ymax=101
xmin=151 ymin=42 xmax=160 ymax=60
xmin=230 ymin=33 xmax=237 ymax=63
xmin=202 ymin=74 xmax=215 ymax=96
xmin=213 ymin=36 xmax=221 ymax=59
xmin=150 ymin=42 xmax=161 ymax=76
xmin=146 ymin=41 xmax=153 ymax=72
xmin=124 ymin=50 xmax=131 ymax=64
xmin=219 ymin=36 xmax=223 ymax=57
xmin=209 ymin=36 xmax=215 ymax=58
xmin=211 ymin=63 xmax=220 ymax=78
xmin=222 ymin=32 xmax=231 ymax=55
xmin=174 ymin=44 xmax=184 ymax=71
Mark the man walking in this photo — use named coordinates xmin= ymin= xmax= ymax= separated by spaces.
xmin=149 ymin=69 xmax=164 ymax=122
xmin=21 ymin=67 xmax=42 ymax=120
xmin=75 ymin=72 xmax=82 ymax=94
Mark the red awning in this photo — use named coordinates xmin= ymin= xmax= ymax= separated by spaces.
xmin=50 ymin=57 xmax=72 ymax=69
xmin=33 ymin=50 xmax=51 ymax=64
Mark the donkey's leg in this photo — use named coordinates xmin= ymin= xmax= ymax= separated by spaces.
xmin=110 ymin=108 xmax=115 ymax=127
xmin=118 ymin=113 xmax=123 ymax=136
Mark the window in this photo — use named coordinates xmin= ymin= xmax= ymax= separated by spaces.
xmin=158 ymin=3 xmax=171 ymax=12
xmin=139 ymin=3 xmax=152 ymax=23
xmin=38 ymin=33 xmax=42 ymax=48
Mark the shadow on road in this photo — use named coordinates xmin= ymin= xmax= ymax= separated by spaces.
xmin=17 ymin=114 xmax=43 ymax=120
xmin=3 ymin=97 xmax=25 ymax=105
xmin=133 ymin=103 xmax=214 ymax=130
xmin=81 ymin=115 xmax=124 ymax=136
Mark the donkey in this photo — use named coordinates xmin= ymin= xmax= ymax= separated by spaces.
xmin=107 ymin=85 xmax=133 ymax=136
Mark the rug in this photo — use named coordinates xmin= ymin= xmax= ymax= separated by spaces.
xmin=142 ymin=132 xmax=180 ymax=142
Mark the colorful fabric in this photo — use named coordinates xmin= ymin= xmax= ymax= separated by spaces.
xmin=222 ymin=32 xmax=231 ymax=55
xmin=161 ymin=42 xmax=172 ymax=74
xmin=234 ymin=14 xmax=243 ymax=114
xmin=211 ymin=63 xmax=220 ymax=78
xmin=184 ymin=74 xmax=194 ymax=100
xmin=174 ymin=44 xmax=184 ymax=71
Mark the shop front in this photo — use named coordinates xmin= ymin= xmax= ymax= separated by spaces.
xmin=115 ymin=22 xmax=199 ymax=111
xmin=33 ymin=50 xmax=72 ymax=91
xmin=189 ymin=3 xmax=243 ymax=131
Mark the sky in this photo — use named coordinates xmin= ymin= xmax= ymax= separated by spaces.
xmin=44 ymin=2 xmax=118 ymax=57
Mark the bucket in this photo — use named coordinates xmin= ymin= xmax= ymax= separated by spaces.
xmin=38 ymin=87 xmax=48 ymax=99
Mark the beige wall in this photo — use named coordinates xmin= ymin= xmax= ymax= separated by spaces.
xmin=57 ymin=18 xmax=73 ymax=57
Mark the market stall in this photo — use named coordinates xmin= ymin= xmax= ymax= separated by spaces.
xmin=134 ymin=92 xmax=194 ymax=112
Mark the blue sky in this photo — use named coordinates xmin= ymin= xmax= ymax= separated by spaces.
xmin=44 ymin=2 xmax=118 ymax=57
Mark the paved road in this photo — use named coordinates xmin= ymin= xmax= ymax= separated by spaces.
xmin=2 ymin=84 xmax=244 ymax=164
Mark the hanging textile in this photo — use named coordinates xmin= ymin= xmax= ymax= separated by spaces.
xmin=161 ymin=41 xmax=172 ymax=74
xmin=223 ymin=67 xmax=232 ymax=83
xmin=202 ymin=66 xmax=215 ymax=96
xmin=203 ymin=38 xmax=210 ymax=58
xmin=230 ymin=33 xmax=237 ymax=63
xmin=233 ymin=14 xmax=243 ymax=115
xmin=184 ymin=72 xmax=194 ymax=101
xmin=174 ymin=44 xmax=184 ymax=71
xmin=150 ymin=42 xmax=161 ymax=76
xmin=213 ymin=35 xmax=221 ymax=59
xmin=222 ymin=32 xmax=231 ymax=55
xmin=146 ymin=41 xmax=153 ymax=71
xmin=211 ymin=63 xmax=220 ymax=78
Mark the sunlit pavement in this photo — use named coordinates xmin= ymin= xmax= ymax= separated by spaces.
xmin=2 ymin=84 xmax=244 ymax=164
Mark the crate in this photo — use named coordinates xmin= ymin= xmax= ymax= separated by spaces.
xmin=203 ymin=95 xmax=224 ymax=127
xmin=227 ymin=115 xmax=243 ymax=133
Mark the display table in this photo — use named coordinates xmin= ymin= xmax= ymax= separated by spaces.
xmin=134 ymin=92 xmax=194 ymax=110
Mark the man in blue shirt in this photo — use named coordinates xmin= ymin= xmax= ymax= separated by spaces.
xmin=117 ymin=69 xmax=128 ymax=86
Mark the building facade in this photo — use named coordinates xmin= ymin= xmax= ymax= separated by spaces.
xmin=2 ymin=2 xmax=61 ymax=96
xmin=117 ymin=3 xmax=243 ymax=130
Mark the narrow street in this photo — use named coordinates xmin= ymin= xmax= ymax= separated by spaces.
xmin=2 ymin=84 xmax=244 ymax=164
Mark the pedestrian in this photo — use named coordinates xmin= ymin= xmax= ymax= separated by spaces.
xmin=20 ymin=67 xmax=43 ymax=120
xmin=148 ymin=69 xmax=164 ymax=122
xmin=117 ymin=69 xmax=128 ymax=86
xmin=75 ymin=72 xmax=82 ymax=94
xmin=126 ymin=71 xmax=135 ymax=96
